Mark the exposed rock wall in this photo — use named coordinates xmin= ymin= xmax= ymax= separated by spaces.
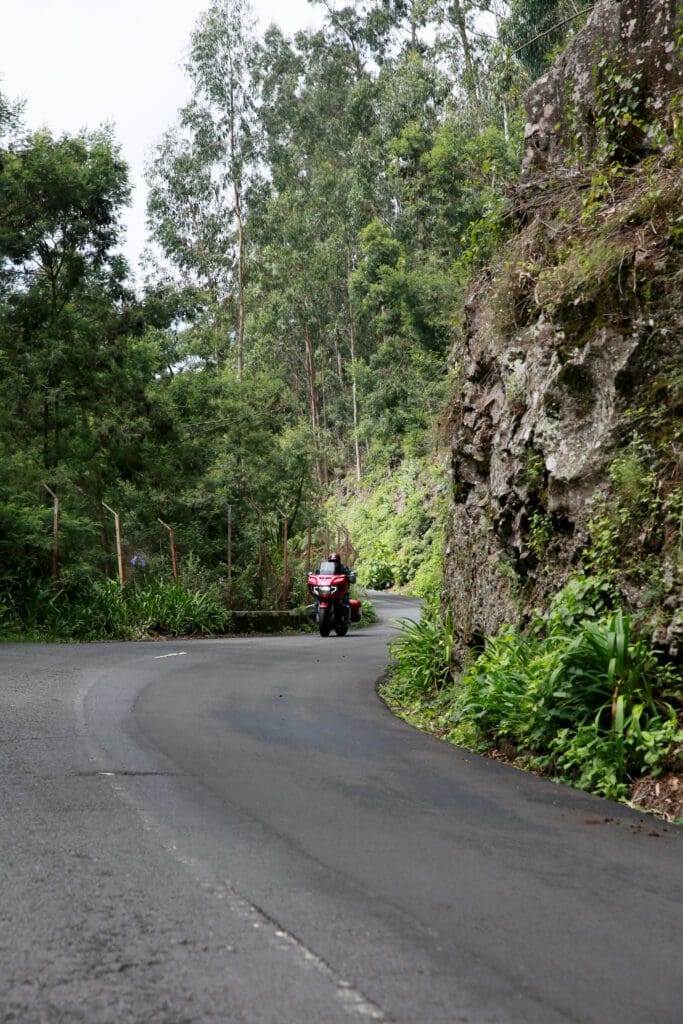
xmin=444 ymin=0 xmax=683 ymax=662
xmin=524 ymin=0 xmax=683 ymax=175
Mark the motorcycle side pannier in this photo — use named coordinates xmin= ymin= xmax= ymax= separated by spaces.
xmin=349 ymin=598 xmax=362 ymax=623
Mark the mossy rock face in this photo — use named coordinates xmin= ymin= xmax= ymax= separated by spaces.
xmin=522 ymin=0 xmax=683 ymax=176
xmin=444 ymin=0 xmax=683 ymax=665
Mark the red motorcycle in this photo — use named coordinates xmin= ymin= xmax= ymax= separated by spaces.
xmin=307 ymin=560 xmax=362 ymax=637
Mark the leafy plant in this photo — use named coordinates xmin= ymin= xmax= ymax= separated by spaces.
xmin=592 ymin=57 xmax=647 ymax=165
xmin=359 ymin=552 xmax=395 ymax=591
xmin=528 ymin=510 xmax=552 ymax=559
xmin=383 ymin=575 xmax=682 ymax=804
xmin=389 ymin=607 xmax=454 ymax=700
xmin=0 ymin=576 xmax=231 ymax=641
xmin=126 ymin=581 xmax=230 ymax=638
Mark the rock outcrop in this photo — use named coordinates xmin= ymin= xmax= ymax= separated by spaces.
xmin=524 ymin=0 xmax=683 ymax=175
xmin=444 ymin=0 xmax=683 ymax=662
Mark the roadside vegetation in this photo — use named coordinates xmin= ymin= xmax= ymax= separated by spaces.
xmin=379 ymin=4 xmax=683 ymax=818
xmin=382 ymin=575 xmax=683 ymax=813
xmin=0 ymin=574 xmax=231 ymax=642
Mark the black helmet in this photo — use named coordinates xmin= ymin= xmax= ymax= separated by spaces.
xmin=329 ymin=551 xmax=341 ymax=562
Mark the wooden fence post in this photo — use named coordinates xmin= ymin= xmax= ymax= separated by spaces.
xmin=306 ymin=521 xmax=312 ymax=574
xmin=282 ymin=513 xmax=289 ymax=607
xmin=158 ymin=518 xmax=178 ymax=581
xmin=102 ymin=502 xmax=124 ymax=586
xmin=227 ymin=505 xmax=233 ymax=609
xmin=42 ymin=483 xmax=59 ymax=590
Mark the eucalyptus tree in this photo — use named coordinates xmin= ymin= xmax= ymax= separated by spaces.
xmin=249 ymin=22 xmax=383 ymax=481
xmin=147 ymin=0 xmax=258 ymax=378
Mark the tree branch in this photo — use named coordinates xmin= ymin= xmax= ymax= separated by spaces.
xmin=488 ymin=6 xmax=594 ymax=75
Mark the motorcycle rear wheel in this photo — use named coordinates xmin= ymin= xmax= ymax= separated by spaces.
xmin=334 ymin=622 xmax=348 ymax=636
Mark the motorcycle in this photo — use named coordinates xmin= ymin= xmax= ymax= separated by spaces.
xmin=307 ymin=561 xmax=362 ymax=637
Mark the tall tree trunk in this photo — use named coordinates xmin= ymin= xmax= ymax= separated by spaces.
xmin=334 ymin=334 xmax=344 ymax=385
xmin=43 ymin=398 xmax=50 ymax=471
xmin=303 ymin=323 xmax=327 ymax=485
xmin=233 ymin=178 xmax=245 ymax=380
xmin=452 ymin=0 xmax=477 ymax=99
xmin=346 ymin=253 xmax=362 ymax=482
xmin=228 ymin=69 xmax=245 ymax=380
xmin=348 ymin=314 xmax=362 ymax=483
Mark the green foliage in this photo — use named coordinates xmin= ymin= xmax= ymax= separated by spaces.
xmin=519 ymin=448 xmax=545 ymax=493
xmin=332 ymin=459 xmax=446 ymax=596
xmin=358 ymin=549 xmax=395 ymax=590
xmin=498 ymin=1 xmax=596 ymax=80
xmin=0 ymin=4 xmax=626 ymax=639
xmin=382 ymin=576 xmax=682 ymax=803
xmin=408 ymin=531 xmax=445 ymax=599
xmin=534 ymin=235 xmax=632 ymax=313
xmin=389 ymin=607 xmax=454 ymax=701
xmin=528 ymin=510 xmax=552 ymax=559
xmin=582 ymin=431 xmax=680 ymax=594
xmin=549 ymin=704 xmax=681 ymax=801
xmin=0 ymin=577 xmax=230 ymax=642
xmin=357 ymin=595 xmax=377 ymax=625
xmin=592 ymin=57 xmax=649 ymax=166
xmin=126 ymin=580 xmax=230 ymax=638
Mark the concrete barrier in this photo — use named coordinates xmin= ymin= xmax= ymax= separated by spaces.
xmin=229 ymin=609 xmax=309 ymax=633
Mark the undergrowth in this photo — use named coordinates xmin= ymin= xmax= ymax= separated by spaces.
xmin=0 ymin=576 xmax=231 ymax=641
xmin=329 ymin=457 xmax=447 ymax=596
xmin=382 ymin=576 xmax=683 ymax=806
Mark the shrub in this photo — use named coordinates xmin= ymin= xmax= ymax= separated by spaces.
xmin=409 ymin=531 xmax=444 ymax=599
xmin=0 ymin=576 xmax=231 ymax=641
xmin=383 ymin=574 xmax=683 ymax=803
xmin=126 ymin=581 xmax=229 ymax=637
xmin=389 ymin=607 xmax=454 ymax=701
xmin=359 ymin=553 xmax=395 ymax=590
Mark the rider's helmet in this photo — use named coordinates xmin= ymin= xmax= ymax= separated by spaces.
xmin=329 ymin=551 xmax=341 ymax=562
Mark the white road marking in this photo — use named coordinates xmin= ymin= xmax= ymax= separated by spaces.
xmin=101 ymin=779 xmax=388 ymax=1022
xmin=154 ymin=652 xmax=187 ymax=659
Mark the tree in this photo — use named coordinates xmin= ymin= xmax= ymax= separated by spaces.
xmin=147 ymin=0 xmax=258 ymax=379
xmin=0 ymin=128 xmax=133 ymax=474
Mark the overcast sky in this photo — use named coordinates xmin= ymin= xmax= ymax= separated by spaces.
xmin=1 ymin=0 xmax=322 ymax=272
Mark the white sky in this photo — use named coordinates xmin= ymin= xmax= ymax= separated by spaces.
xmin=1 ymin=0 xmax=322 ymax=273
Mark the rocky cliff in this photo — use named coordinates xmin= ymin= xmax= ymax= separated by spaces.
xmin=445 ymin=0 xmax=683 ymax=662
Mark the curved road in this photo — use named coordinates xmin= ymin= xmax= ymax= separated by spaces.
xmin=1 ymin=593 xmax=682 ymax=1023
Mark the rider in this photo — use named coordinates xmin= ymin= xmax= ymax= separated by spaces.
xmin=327 ymin=551 xmax=352 ymax=612
xmin=327 ymin=551 xmax=349 ymax=576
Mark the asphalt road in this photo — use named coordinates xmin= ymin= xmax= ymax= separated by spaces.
xmin=1 ymin=593 xmax=682 ymax=1024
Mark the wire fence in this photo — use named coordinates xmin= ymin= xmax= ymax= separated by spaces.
xmin=36 ymin=485 xmax=357 ymax=611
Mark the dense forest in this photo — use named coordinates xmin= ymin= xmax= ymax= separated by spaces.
xmin=1 ymin=0 xmax=581 ymax=633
